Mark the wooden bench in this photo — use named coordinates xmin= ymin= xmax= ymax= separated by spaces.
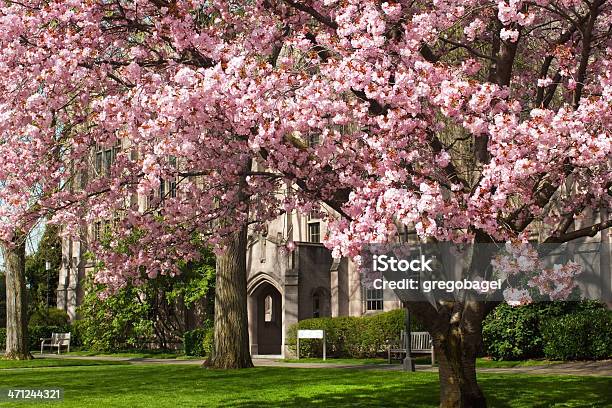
xmin=388 ymin=331 xmax=435 ymax=366
xmin=40 ymin=332 xmax=71 ymax=354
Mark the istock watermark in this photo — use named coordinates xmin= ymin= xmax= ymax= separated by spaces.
xmin=371 ymin=277 xmax=502 ymax=293
xmin=360 ymin=241 xmax=611 ymax=304
xmin=373 ymin=254 xmax=434 ymax=272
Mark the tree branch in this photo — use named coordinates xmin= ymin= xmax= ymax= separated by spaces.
xmin=545 ymin=218 xmax=612 ymax=243
xmin=282 ymin=0 xmax=338 ymax=29
xmin=439 ymin=37 xmax=495 ymax=62
xmin=573 ymin=0 xmax=601 ymax=108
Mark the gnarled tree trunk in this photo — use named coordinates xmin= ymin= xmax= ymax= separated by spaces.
xmin=411 ymin=299 xmax=489 ymax=408
xmin=434 ymin=329 xmax=486 ymax=408
xmin=208 ymin=223 xmax=253 ymax=369
xmin=2 ymin=236 xmax=31 ymax=360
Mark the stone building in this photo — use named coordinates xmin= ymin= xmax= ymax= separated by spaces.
xmin=244 ymin=207 xmax=403 ymax=357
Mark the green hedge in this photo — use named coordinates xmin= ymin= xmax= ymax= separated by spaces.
xmin=483 ymin=304 xmax=546 ymax=360
xmin=183 ymin=321 xmax=213 ymax=357
xmin=542 ymin=309 xmax=612 ymax=360
xmin=482 ymin=301 xmax=608 ymax=360
xmin=28 ymin=309 xmax=70 ymax=327
xmin=287 ymin=309 xmax=423 ymax=358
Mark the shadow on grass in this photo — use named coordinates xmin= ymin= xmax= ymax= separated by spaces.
xmin=0 ymin=365 xmax=609 ymax=407
xmin=479 ymin=375 xmax=612 ymax=408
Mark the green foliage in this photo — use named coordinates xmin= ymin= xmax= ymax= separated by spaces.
xmin=29 ymin=308 xmax=70 ymax=327
xmin=183 ymin=320 xmax=214 ymax=357
xmin=203 ymin=326 xmax=214 ymax=356
xmin=542 ymin=308 xmax=612 ymax=360
xmin=287 ymin=309 xmax=423 ymax=358
xmin=25 ymin=224 xmax=62 ymax=316
xmin=76 ymin=282 xmax=154 ymax=352
xmin=483 ymin=301 xmax=607 ymax=360
xmin=0 ymin=327 xmax=5 ymax=347
xmin=76 ymin=246 xmax=216 ymax=352
xmin=183 ymin=329 xmax=203 ymax=356
xmin=0 ymin=272 xmax=5 ymax=328
xmin=168 ymin=249 xmax=216 ymax=308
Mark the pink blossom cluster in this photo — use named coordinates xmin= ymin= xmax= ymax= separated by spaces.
xmin=493 ymin=242 xmax=583 ymax=304
xmin=503 ymin=288 xmax=532 ymax=306
xmin=528 ymin=262 xmax=582 ymax=301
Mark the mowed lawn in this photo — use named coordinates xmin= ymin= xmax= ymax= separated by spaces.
xmin=0 ymin=358 xmax=128 ymax=369
xmin=0 ymin=363 xmax=610 ymax=407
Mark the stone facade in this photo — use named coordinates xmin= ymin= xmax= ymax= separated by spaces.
xmin=244 ymin=207 xmax=401 ymax=357
xmin=56 ymin=236 xmax=87 ymax=322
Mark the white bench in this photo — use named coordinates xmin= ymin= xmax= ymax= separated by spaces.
xmin=388 ymin=331 xmax=435 ymax=366
xmin=40 ymin=332 xmax=71 ymax=354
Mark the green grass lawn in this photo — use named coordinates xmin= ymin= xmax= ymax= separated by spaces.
xmin=0 ymin=364 xmax=609 ymax=407
xmin=0 ymin=358 xmax=128 ymax=369
xmin=281 ymin=357 xmax=390 ymax=365
xmin=63 ymin=350 xmax=200 ymax=360
xmin=281 ymin=357 xmax=562 ymax=368
xmin=475 ymin=358 xmax=562 ymax=368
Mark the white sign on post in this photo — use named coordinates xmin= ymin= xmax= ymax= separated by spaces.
xmin=297 ymin=329 xmax=326 ymax=360
xmin=298 ymin=329 xmax=324 ymax=339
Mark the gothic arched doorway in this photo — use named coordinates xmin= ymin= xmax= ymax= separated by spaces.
xmin=252 ymin=282 xmax=282 ymax=355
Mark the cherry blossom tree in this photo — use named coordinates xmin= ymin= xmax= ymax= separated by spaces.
xmin=1 ymin=0 xmax=611 ymax=406
xmin=0 ymin=0 xmax=282 ymax=367
xmin=0 ymin=91 xmax=76 ymax=359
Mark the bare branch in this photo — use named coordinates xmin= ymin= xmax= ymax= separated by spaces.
xmin=282 ymin=0 xmax=338 ymax=29
xmin=545 ymin=218 xmax=612 ymax=243
xmin=439 ymin=37 xmax=496 ymax=61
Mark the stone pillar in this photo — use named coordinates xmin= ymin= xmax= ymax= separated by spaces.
xmin=347 ymin=259 xmax=364 ymax=316
xmin=65 ymin=242 xmax=82 ymax=321
xmin=601 ymin=208 xmax=611 ymax=308
xmin=248 ymin=295 xmax=258 ymax=355
xmin=330 ymin=259 xmax=340 ymax=317
xmin=283 ymin=270 xmax=299 ymax=358
xmin=56 ymin=237 xmax=72 ymax=317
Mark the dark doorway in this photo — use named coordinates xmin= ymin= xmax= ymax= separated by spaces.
xmin=254 ymin=283 xmax=282 ymax=355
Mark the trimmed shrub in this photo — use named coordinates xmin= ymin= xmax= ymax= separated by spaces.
xmin=482 ymin=304 xmax=543 ymax=360
xmin=29 ymin=308 xmax=70 ymax=327
xmin=287 ymin=309 xmax=424 ymax=358
xmin=202 ymin=327 xmax=214 ymax=356
xmin=76 ymin=283 xmax=155 ymax=352
xmin=483 ymin=301 xmax=607 ymax=360
xmin=542 ymin=308 xmax=612 ymax=360
xmin=184 ymin=321 xmax=213 ymax=357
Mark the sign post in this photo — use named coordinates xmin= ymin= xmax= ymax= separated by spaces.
xmin=297 ymin=329 xmax=326 ymax=360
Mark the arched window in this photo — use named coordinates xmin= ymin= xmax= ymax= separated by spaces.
xmin=312 ymin=294 xmax=321 ymax=318
xmin=312 ymin=287 xmax=330 ymax=318
xmin=264 ymin=295 xmax=273 ymax=322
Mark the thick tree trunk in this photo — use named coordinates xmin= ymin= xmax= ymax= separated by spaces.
xmin=208 ymin=223 xmax=253 ymax=369
xmin=435 ymin=334 xmax=486 ymax=408
xmin=431 ymin=303 xmax=487 ymax=408
xmin=2 ymin=237 xmax=31 ymax=360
